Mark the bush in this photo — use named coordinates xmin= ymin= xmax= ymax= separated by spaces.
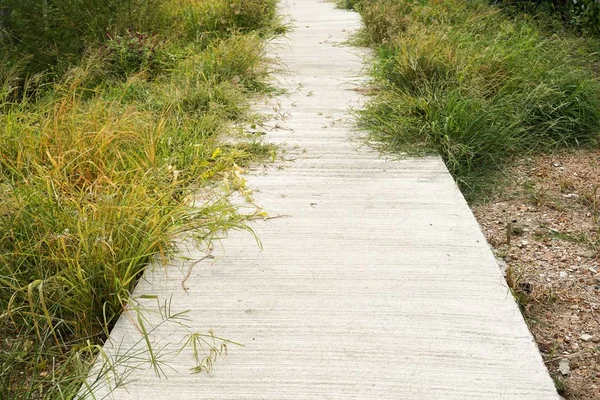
xmin=497 ymin=0 xmax=600 ymax=34
xmin=0 ymin=0 xmax=278 ymax=80
xmin=0 ymin=0 xmax=168 ymax=76
xmin=104 ymin=30 xmax=166 ymax=78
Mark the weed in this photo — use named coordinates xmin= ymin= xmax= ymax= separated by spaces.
xmin=538 ymin=225 xmax=596 ymax=247
xmin=505 ymin=264 xmax=534 ymax=311
xmin=579 ymin=184 xmax=599 ymax=223
xmin=79 ymin=296 xmax=239 ymax=397
xmin=511 ymin=224 xmax=526 ymax=237
xmin=523 ymin=181 xmax=550 ymax=207
xmin=104 ymin=30 xmax=167 ymax=79
xmin=558 ymin=178 xmax=576 ymax=193
xmin=552 ymin=375 xmax=568 ymax=396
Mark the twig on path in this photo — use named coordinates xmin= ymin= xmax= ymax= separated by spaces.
xmin=182 ymin=249 xmax=214 ymax=291
xmin=261 ymin=214 xmax=292 ymax=221
xmin=544 ymin=348 xmax=598 ymax=364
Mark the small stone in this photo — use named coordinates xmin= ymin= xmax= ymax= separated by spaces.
xmin=558 ymin=359 xmax=570 ymax=376
xmin=559 ymin=271 xmax=568 ymax=279
xmin=580 ymin=334 xmax=593 ymax=342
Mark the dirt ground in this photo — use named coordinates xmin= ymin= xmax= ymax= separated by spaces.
xmin=472 ymin=149 xmax=600 ymax=399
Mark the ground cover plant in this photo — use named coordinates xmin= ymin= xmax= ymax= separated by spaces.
xmin=341 ymin=0 xmax=600 ymax=201
xmin=0 ymin=0 xmax=279 ymax=398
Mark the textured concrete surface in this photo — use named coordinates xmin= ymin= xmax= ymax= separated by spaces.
xmin=84 ymin=1 xmax=558 ymax=398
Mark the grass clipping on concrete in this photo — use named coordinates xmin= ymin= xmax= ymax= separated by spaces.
xmin=343 ymin=0 xmax=600 ymax=201
xmin=0 ymin=0 xmax=280 ymax=398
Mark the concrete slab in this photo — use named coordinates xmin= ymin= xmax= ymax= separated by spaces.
xmin=83 ymin=0 xmax=558 ymax=398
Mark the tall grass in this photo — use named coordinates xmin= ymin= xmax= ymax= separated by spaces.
xmin=0 ymin=0 xmax=279 ymax=398
xmin=346 ymin=0 xmax=600 ymax=200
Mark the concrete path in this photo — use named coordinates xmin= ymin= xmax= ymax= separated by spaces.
xmin=86 ymin=1 xmax=558 ymax=398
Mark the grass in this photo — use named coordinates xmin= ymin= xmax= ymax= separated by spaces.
xmin=341 ymin=0 xmax=600 ymax=201
xmin=0 ymin=0 xmax=281 ymax=398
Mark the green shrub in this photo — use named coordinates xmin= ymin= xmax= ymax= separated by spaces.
xmin=104 ymin=31 xmax=166 ymax=78
xmin=497 ymin=0 xmax=600 ymax=34
xmin=0 ymin=0 xmax=168 ymax=76
xmin=0 ymin=0 xmax=278 ymax=80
